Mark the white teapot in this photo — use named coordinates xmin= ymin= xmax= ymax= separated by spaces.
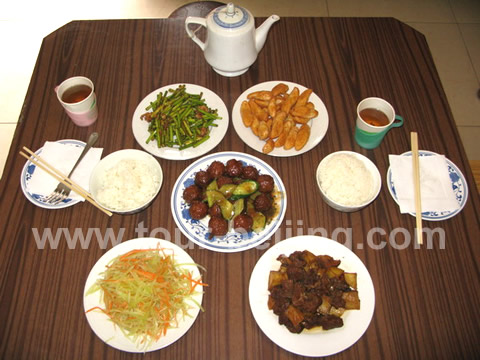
xmin=185 ymin=3 xmax=280 ymax=77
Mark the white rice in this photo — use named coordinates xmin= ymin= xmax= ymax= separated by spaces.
xmin=319 ymin=153 xmax=374 ymax=206
xmin=97 ymin=159 xmax=160 ymax=210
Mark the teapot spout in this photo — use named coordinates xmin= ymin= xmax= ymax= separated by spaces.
xmin=255 ymin=15 xmax=280 ymax=53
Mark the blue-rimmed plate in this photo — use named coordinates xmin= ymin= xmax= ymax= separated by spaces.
xmin=171 ymin=152 xmax=287 ymax=252
xmin=20 ymin=139 xmax=85 ymax=209
xmin=387 ymin=150 xmax=468 ymax=221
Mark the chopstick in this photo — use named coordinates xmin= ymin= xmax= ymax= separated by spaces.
xmin=19 ymin=146 xmax=112 ymax=216
xmin=410 ymin=132 xmax=423 ymax=245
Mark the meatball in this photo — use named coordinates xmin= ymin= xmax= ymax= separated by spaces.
xmin=189 ymin=201 xmax=208 ymax=220
xmin=216 ymin=175 xmax=233 ymax=189
xmin=183 ymin=184 xmax=202 ymax=204
xmin=257 ymin=174 xmax=274 ymax=193
xmin=233 ymin=214 xmax=253 ymax=232
xmin=207 ymin=161 xmax=225 ymax=179
xmin=242 ymin=165 xmax=259 ymax=180
xmin=195 ymin=170 xmax=211 ymax=188
xmin=254 ymin=193 xmax=272 ymax=212
xmin=208 ymin=216 xmax=228 ymax=237
xmin=226 ymin=159 xmax=243 ymax=177
xmin=209 ymin=203 xmax=222 ymax=218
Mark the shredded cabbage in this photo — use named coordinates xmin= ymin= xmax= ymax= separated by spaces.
xmin=86 ymin=248 xmax=206 ymax=348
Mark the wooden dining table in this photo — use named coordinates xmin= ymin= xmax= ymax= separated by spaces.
xmin=0 ymin=17 xmax=479 ymax=359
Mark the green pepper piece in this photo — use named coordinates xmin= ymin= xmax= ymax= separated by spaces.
xmin=206 ymin=189 xmax=224 ymax=207
xmin=220 ymin=200 xmax=234 ymax=220
xmin=219 ymin=184 xmax=237 ymax=198
xmin=206 ymin=179 xmax=218 ymax=191
xmin=251 ymin=212 xmax=266 ymax=233
xmin=205 ymin=190 xmax=233 ymax=220
xmin=230 ymin=180 xmax=259 ymax=200
xmin=233 ymin=199 xmax=244 ymax=218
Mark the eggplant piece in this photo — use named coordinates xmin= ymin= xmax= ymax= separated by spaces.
xmin=317 ymin=255 xmax=341 ymax=268
xmin=267 ymin=295 xmax=275 ymax=310
xmin=326 ymin=266 xmax=344 ymax=279
xmin=318 ymin=296 xmax=331 ymax=315
xmin=329 ymin=306 xmax=345 ymax=317
xmin=302 ymin=250 xmax=317 ymax=265
xmin=342 ymin=291 xmax=360 ymax=310
xmin=344 ymin=272 xmax=357 ymax=289
xmin=268 ymin=270 xmax=288 ymax=290
xmin=285 ymin=305 xmax=304 ymax=328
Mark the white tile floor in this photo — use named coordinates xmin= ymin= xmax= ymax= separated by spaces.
xmin=1 ymin=0 xmax=479 ymax=178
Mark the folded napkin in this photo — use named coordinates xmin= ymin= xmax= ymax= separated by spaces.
xmin=27 ymin=141 xmax=103 ymax=201
xmin=389 ymin=153 xmax=459 ymax=214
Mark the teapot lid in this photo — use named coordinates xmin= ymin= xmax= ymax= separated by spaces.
xmin=213 ymin=3 xmax=249 ymax=29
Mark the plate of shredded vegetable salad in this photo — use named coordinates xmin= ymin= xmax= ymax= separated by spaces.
xmin=83 ymin=238 xmax=206 ymax=352
xmin=132 ymin=83 xmax=229 ymax=161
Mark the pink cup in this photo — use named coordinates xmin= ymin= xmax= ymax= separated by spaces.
xmin=55 ymin=76 xmax=98 ymax=127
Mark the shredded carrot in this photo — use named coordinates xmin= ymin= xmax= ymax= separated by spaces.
xmin=135 ymin=269 xmax=157 ymax=281
xmin=86 ymin=306 xmax=108 ymax=315
xmin=182 ymin=273 xmax=209 ymax=293
xmin=86 ymin=248 xmax=206 ymax=348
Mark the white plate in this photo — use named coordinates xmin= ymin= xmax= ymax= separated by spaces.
xmin=249 ymin=236 xmax=375 ymax=357
xmin=232 ymin=81 xmax=329 ymax=157
xmin=20 ymin=139 xmax=85 ymax=209
xmin=132 ymin=83 xmax=229 ymax=160
xmin=171 ymin=152 xmax=287 ymax=252
xmin=83 ymin=238 xmax=204 ymax=353
xmin=387 ymin=150 xmax=468 ymax=221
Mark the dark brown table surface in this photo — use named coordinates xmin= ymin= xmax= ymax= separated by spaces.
xmin=1 ymin=17 xmax=479 ymax=359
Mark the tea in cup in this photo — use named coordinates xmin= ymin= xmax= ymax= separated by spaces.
xmin=55 ymin=76 xmax=98 ymax=127
xmin=354 ymin=97 xmax=403 ymax=149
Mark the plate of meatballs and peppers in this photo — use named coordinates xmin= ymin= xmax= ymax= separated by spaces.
xmin=171 ymin=152 xmax=287 ymax=252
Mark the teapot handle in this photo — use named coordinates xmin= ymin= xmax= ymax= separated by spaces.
xmin=185 ymin=17 xmax=207 ymax=51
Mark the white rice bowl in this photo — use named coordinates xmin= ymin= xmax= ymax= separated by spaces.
xmin=316 ymin=151 xmax=381 ymax=212
xmin=89 ymin=149 xmax=163 ymax=214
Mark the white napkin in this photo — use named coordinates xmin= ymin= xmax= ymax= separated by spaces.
xmin=27 ymin=141 xmax=103 ymax=201
xmin=389 ymin=154 xmax=459 ymax=213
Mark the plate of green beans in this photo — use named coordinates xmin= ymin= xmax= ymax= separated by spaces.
xmin=132 ymin=84 xmax=229 ymax=160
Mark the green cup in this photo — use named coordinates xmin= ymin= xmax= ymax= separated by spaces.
xmin=354 ymin=97 xmax=404 ymax=149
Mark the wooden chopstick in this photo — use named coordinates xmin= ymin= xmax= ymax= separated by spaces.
xmin=410 ymin=132 xmax=423 ymax=245
xmin=21 ymin=146 xmax=92 ymax=201
xmin=20 ymin=147 xmax=112 ymax=216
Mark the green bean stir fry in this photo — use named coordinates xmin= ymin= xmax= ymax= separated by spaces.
xmin=141 ymin=85 xmax=221 ymax=150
